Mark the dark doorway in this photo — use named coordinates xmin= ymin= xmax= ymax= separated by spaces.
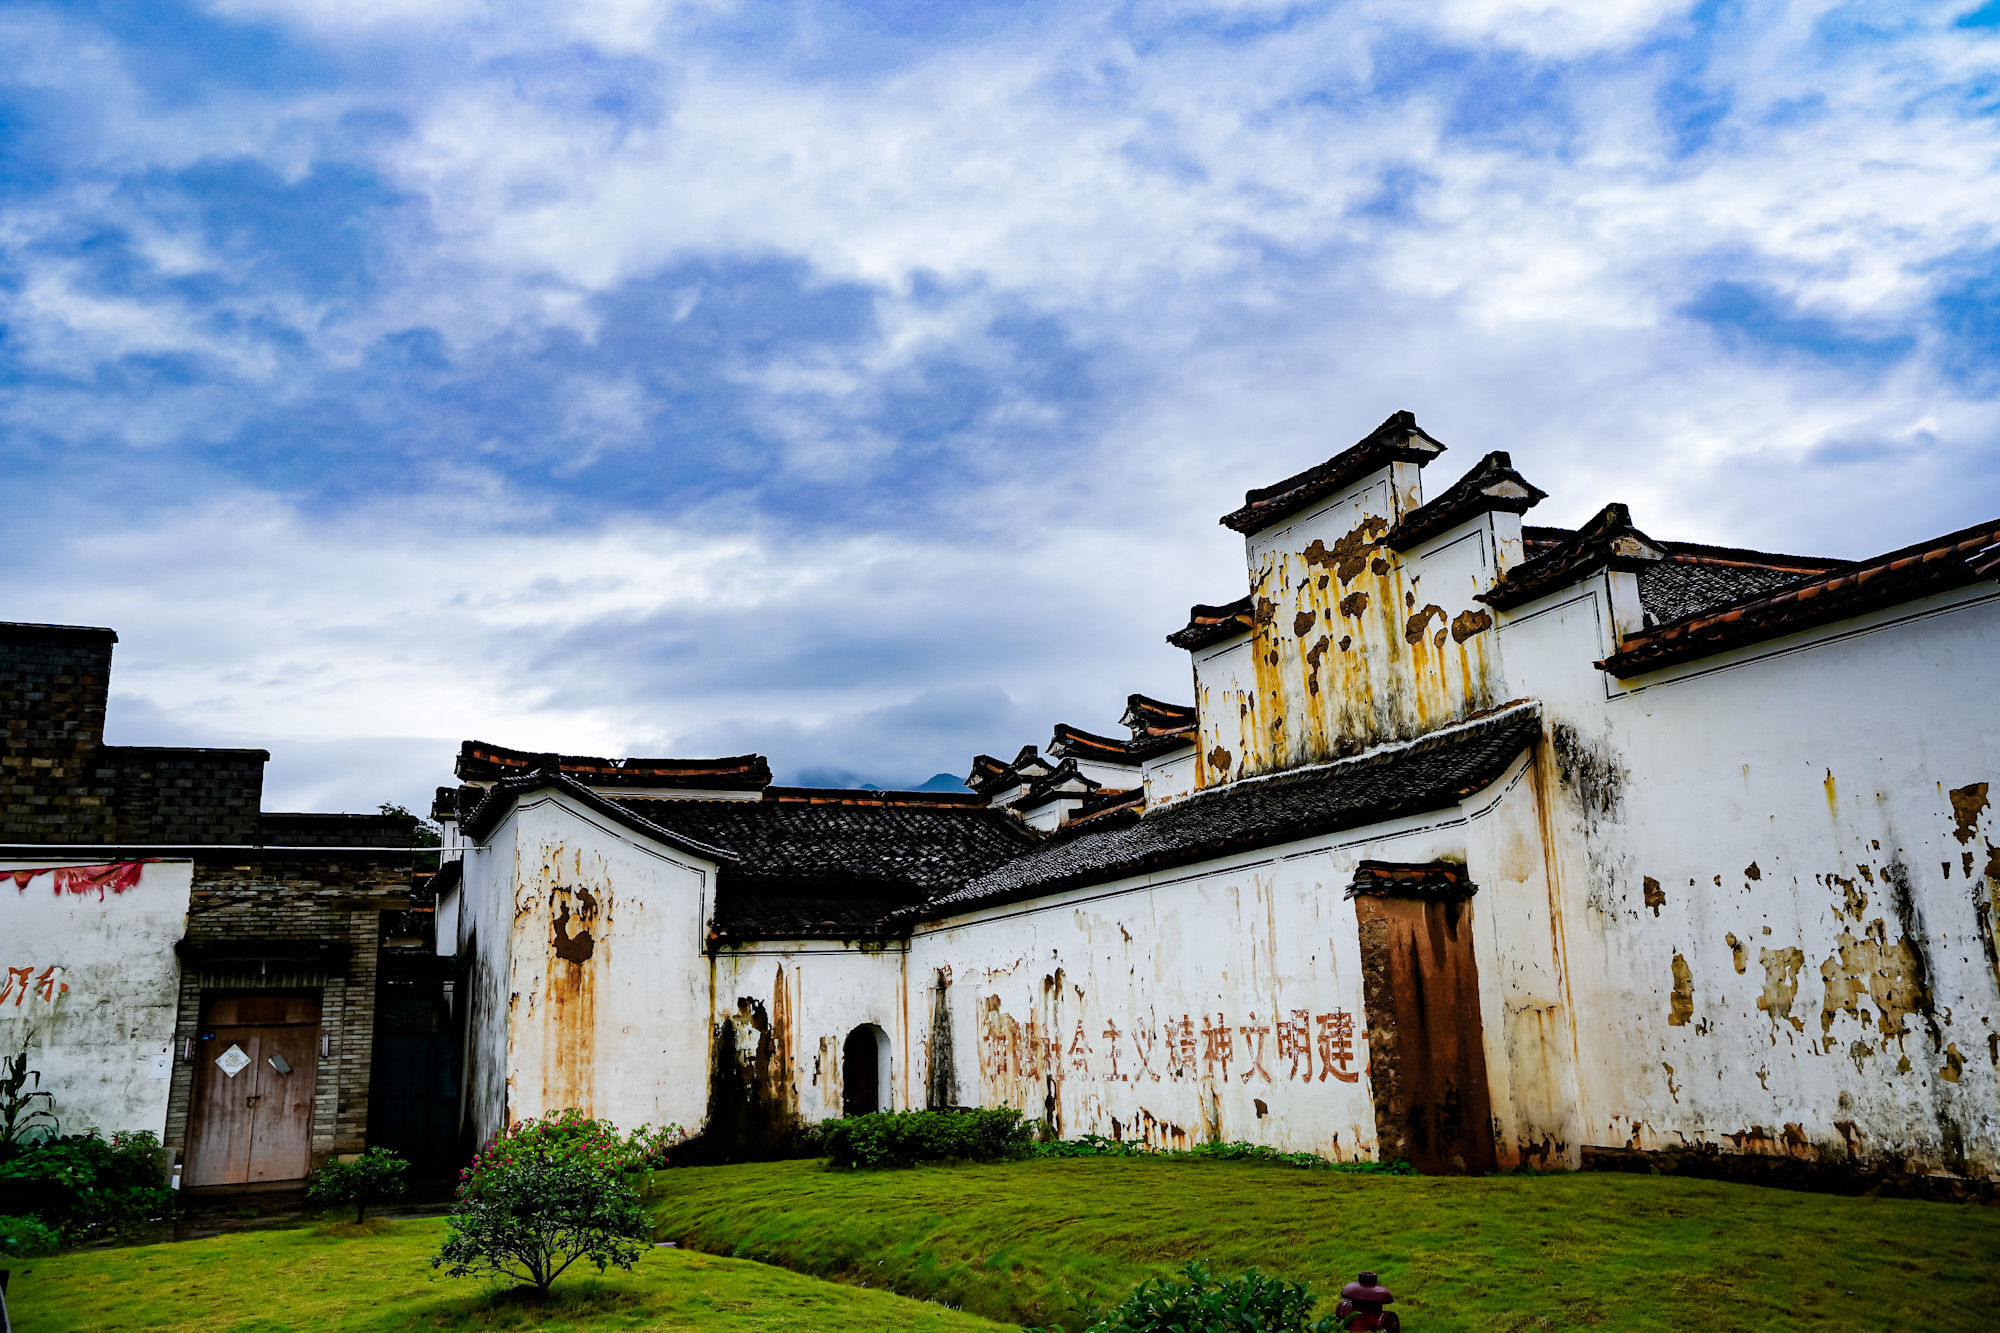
xmin=842 ymin=1024 xmax=885 ymax=1115
xmin=1353 ymin=894 xmax=1497 ymax=1175
xmin=185 ymin=992 xmax=321 ymax=1186
xmin=368 ymin=954 xmax=460 ymax=1177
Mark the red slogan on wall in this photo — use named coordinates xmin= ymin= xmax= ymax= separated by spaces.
xmin=7 ymin=860 xmax=151 ymax=900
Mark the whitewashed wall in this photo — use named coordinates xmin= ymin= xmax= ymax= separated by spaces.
xmin=0 ymin=859 xmax=192 ymax=1138
xmin=899 ymin=758 xmax=1569 ymax=1163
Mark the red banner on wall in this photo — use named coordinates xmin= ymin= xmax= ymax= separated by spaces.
xmin=7 ymin=860 xmax=153 ymax=900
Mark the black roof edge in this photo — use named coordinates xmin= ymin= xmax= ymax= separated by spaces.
xmin=0 ymin=621 xmax=118 ymax=644
xmin=922 ymin=702 xmax=1541 ymax=918
xmin=460 ymin=767 xmax=738 ymax=862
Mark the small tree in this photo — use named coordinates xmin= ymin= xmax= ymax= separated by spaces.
xmin=432 ymin=1109 xmax=651 ymax=1297
xmin=2 ymin=1036 xmax=58 ymax=1146
xmin=306 ymin=1147 xmax=409 ymax=1222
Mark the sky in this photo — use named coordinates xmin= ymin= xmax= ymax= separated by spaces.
xmin=3 ymin=0 xmax=1999 ymax=814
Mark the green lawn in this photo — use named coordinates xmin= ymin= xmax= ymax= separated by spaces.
xmin=651 ymin=1158 xmax=2000 ymax=1332
xmin=3 ymin=1217 xmax=1007 ymax=1333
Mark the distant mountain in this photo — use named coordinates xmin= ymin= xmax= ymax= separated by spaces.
xmin=915 ymin=772 xmax=972 ymax=793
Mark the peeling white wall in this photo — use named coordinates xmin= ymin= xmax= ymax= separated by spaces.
xmin=456 ymin=793 xmax=716 ymax=1144
xmin=0 ymin=859 xmax=192 ymax=1137
xmin=1500 ymin=577 xmax=2000 ymax=1175
xmin=710 ymin=944 xmax=912 ymax=1125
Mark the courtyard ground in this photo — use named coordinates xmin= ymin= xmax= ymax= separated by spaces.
xmin=9 ymin=1162 xmax=2000 ymax=1331
xmin=2 ymin=1217 xmax=1006 ymax=1333
xmin=653 ymin=1158 xmax=2000 ymax=1331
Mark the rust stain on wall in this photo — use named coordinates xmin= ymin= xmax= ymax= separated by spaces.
xmin=543 ymin=872 xmax=602 ymax=1117
xmin=1642 ymin=877 xmax=1665 ymax=917
xmin=1338 ymin=589 xmax=1370 ymax=618
xmin=1725 ymin=933 xmax=1746 ymax=974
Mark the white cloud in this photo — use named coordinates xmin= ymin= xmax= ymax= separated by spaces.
xmin=8 ymin=0 xmax=2000 ymax=811
xmin=1419 ymin=0 xmax=1694 ymax=55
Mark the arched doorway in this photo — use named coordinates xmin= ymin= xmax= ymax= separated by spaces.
xmin=842 ymin=1024 xmax=890 ymax=1115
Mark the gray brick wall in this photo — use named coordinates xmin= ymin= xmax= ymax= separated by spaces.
xmin=163 ymin=855 xmax=411 ymax=1169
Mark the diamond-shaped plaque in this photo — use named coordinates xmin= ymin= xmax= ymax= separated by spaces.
xmin=215 ymin=1044 xmax=251 ymax=1079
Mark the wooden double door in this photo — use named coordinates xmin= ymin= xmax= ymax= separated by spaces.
xmin=185 ymin=992 xmax=322 ymax=1187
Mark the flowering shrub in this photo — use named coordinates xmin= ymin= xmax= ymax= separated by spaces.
xmin=626 ymin=1121 xmax=686 ymax=1171
xmin=432 ymin=1110 xmax=652 ymax=1295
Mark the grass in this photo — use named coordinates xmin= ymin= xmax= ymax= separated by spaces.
xmin=650 ymin=1158 xmax=2000 ymax=1332
xmin=3 ymin=1217 xmax=1008 ymax=1333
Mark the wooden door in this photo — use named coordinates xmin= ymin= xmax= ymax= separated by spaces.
xmin=185 ymin=993 xmax=321 ymax=1186
xmin=1353 ymin=896 xmax=1497 ymax=1175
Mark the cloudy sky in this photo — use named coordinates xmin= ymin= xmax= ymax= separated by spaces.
xmin=4 ymin=0 xmax=1998 ymax=813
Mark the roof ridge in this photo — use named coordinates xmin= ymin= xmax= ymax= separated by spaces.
xmin=1388 ymin=450 xmax=1547 ymax=552
xmin=1219 ymin=411 xmax=1446 ymax=535
xmin=1601 ymin=517 xmax=2000 ymax=676
xmin=1480 ymin=503 xmax=1668 ymax=611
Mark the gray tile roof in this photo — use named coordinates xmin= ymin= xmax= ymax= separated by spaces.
xmin=923 ymin=702 xmax=1542 ymax=917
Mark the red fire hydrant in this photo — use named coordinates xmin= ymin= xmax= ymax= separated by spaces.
xmin=1334 ymin=1271 xmax=1399 ymax=1331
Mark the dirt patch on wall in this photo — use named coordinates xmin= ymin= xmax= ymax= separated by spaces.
xmin=687 ymin=970 xmax=806 ymax=1164
xmin=1550 ymin=723 xmax=1625 ymax=820
xmin=927 ymin=968 xmax=958 ymax=1110
xmin=1581 ymin=1143 xmax=1999 ymax=1205
xmin=1667 ymin=954 xmax=1694 ymax=1027
xmin=1949 ymin=782 xmax=1989 ymax=845
xmin=1756 ymin=947 xmax=1805 ymax=1032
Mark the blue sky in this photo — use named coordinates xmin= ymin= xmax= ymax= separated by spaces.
xmin=3 ymin=0 xmax=1998 ymax=811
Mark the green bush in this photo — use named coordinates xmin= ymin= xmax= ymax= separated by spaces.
xmin=820 ymin=1108 xmax=1034 ymax=1169
xmin=432 ymin=1109 xmax=651 ymax=1295
xmin=1033 ymin=1134 xmax=1416 ymax=1172
xmin=0 ymin=1130 xmax=173 ymax=1241
xmin=1042 ymin=1261 xmax=1341 ymax=1333
xmin=306 ymin=1146 xmax=409 ymax=1222
xmin=0 ymin=1212 xmax=60 ymax=1259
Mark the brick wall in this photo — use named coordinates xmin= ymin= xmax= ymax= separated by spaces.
xmin=110 ymin=751 xmax=266 ymax=844
xmin=1 ymin=623 xmax=270 ymax=845
xmin=163 ymin=854 xmax=413 ymax=1169
xmin=0 ymin=625 xmax=115 ymax=841
xmin=6 ymin=620 xmax=421 ymax=1174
